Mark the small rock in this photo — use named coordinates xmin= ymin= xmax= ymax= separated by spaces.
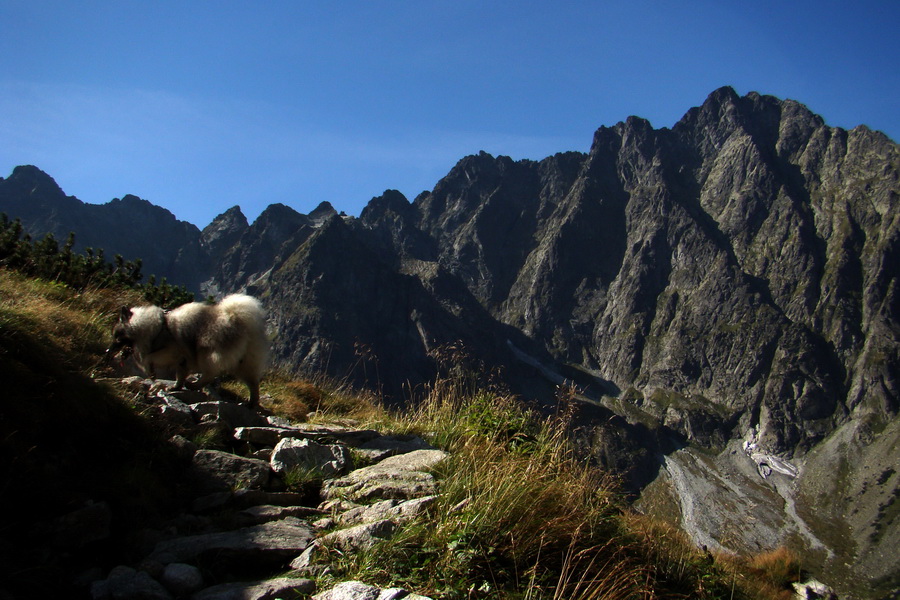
xmin=318 ymin=519 xmax=397 ymax=552
xmin=94 ymin=565 xmax=173 ymax=600
xmin=234 ymin=426 xmax=297 ymax=446
xmin=313 ymin=580 xmax=381 ymax=600
xmin=160 ymin=563 xmax=203 ymax=596
xmin=792 ymin=579 xmax=837 ymax=599
xmin=169 ymin=434 xmax=198 ymax=461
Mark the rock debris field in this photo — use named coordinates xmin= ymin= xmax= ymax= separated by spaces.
xmin=88 ymin=378 xmax=444 ymax=600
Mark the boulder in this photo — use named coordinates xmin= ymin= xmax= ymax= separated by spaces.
xmin=188 ymin=449 xmax=272 ymax=494
xmin=270 ymin=437 xmax=352 ymax=478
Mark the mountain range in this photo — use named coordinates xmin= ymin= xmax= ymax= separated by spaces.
xmin=2 ymin=87 xmax=897 ymax=597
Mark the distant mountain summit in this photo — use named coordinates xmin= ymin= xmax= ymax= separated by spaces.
xmin=2 ymin=87 xmax=898 ymax=597
xmin=0 ymin=165 xmax=209 ymax=290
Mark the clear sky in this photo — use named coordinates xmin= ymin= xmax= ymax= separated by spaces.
xmin=1 ymin=1 xmax=897 ymax=227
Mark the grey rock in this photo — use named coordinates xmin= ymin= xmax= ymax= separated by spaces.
xmin=150 ymin=517 xmax=315 ymax=565
xmin=238 ymin=504 xmax=326 ymax=525
xmin=154 ymin=384 xmax=209 ymax=405
xmin=311 ymin=581 xmax=433 ymax=600
xmin=169 ymin=434 xmax=198 ymax=461
xmin=288 ymin=542 xmax=321 ymax=572
xmin=792 ymin=579 xmax=837 ymax=599
xmin=270 ymin=437 xmax=351 ymax=477
xmin=318 ymin=519 xmax=396 ymax=552
xmin=234 ymin=425 xmax=382 ymax=448
xmin=234 ymin=426 xmax=298 ymax=446
xmin=313 ymin=581 xmax=381 ymax=600
xmin=160 ymin=563 xmax=203 ymax=596
xmin=94 ymin=565 xmax=173 ymax=600
xmin=378 ymin=590 xmax=433 ymax=600
xmin=232 ymin=489 xmax=311 ymax=508
xmin=192 ymin=576 xmax=315 ymax=600
xmin=188 ymin=449 xmax=272 ymax=494
xmin=191 ymin=491 xmax=233 ymax=513
xmin=355 ymin=434 xmax=435 ymax=461
xmin=190 ymin=401 xmax=268 ymax=428
xmin=339 ymin=496 xmax=437 ymax=526
xmin=321 ymin=450 xmax=447 ymax=502
xmin=375 ymin=449 xmax=448 ymax=471
xmin=157 ymin=392 xmax=197 ymax=427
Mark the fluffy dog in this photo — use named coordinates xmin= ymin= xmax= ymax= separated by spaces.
xmin=108 ymin=294 xmax=269 ymax=406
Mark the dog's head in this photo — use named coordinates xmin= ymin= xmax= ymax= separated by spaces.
xmin=105 ymin=306 xmax=135 ymax=363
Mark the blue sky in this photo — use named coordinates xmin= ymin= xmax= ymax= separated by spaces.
xmin=1 ymin=1 xmax=897 ymax=227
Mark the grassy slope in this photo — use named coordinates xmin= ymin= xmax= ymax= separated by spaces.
xmin=0 ymin=268 xmax=799 ymax=599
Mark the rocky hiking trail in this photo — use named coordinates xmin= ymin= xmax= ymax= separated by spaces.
xmin=89 ymin=377 xmax=444 ymax=600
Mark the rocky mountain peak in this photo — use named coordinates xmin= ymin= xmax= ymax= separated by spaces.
xmin=308 ymin=200 xmax=338 ymax=225
xmin=359 ymin=189 xmax=411 ymax=222
xmin=2 ymin=164 xmax=74 ymax=207
xmin=202 ymin=206 xmax=249 ymax=259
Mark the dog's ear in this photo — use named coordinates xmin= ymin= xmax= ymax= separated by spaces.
xmin=119 ymin=306 xmax=133 ymax=323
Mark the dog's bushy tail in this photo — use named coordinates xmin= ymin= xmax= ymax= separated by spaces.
xmin=218 ymin=294 xmax=266 ymax=328
xmin=215 ymin=294 xmax=269 ymax=381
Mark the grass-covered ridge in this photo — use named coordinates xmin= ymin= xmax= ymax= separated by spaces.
xmin=0 ymin=267 xmax=802 ymax=599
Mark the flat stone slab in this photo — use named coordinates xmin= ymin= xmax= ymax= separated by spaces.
xmin=193 ymin=576 xmax=316 ymax=600
xmin=321 ymin=450 xmax=448 ymax=502
xmin=190 ymin=401 xmax=268 ymax=428
xmin=339 ymin=496 xmax=437 ymax=526
xmin=149 ymin=517 xmax=315 ymax=565
xmin=238 ymin=504 xmax=326 ymax=525
xmin=235 ymin=425 xmax=382 ymax=447
xmin=355 ymin=435 xmax=435 ymax=461
xmin=312 ymin=581 xmax=433 ymax=600
xmin=232 ymin=489 xmax=310 ymax=508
